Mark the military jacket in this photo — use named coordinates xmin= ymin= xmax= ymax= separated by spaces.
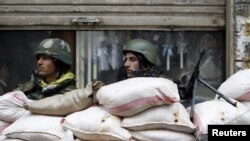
xmin=14 ymin=75 xmax=76 ymax=100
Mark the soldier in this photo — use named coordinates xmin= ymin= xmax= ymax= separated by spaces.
xmin=14 ymin=38 xmax=76 ymax=100
xmin=117 ymin=39 xmax=164 ymax=81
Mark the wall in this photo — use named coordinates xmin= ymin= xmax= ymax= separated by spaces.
xmin=0 ymin=0 xmax=225 ymax=30
xmin=235 ymin=0 xmax=250 ymax=71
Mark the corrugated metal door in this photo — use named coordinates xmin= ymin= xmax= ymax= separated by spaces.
xmin=0 ymin=0 xmax=225 ymax=30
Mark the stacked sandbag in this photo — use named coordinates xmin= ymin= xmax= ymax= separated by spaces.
xmin=0 ymin=91 xmax=32 ymax=140
xmin=0 ymin=135 xmax=23 ymax=141
xmin=1 ymin=77 xmax=193 ymax=141
xmin=0 ymin=120 xmax=11 ymax=135
xmin=189 ymin=99 xmax=250 ymax=140
xmin=130 ymin=130 xmax=196 ymax=141
xmin=213 ymin=68 xmax=250 ymax=139
xmin=64 ymin=104 xmax=196 ymax=141
xmin=241 ymin=101 xmax=250 ymax=108
xmin=0 ymin=81 xmax=104 ymax=141
xmin=121 ymin=103 xmax=195 ymax=133
xmin=62 ymin=77 xmax=189 ymax=141
xmin=216 ymin=69 xmax=250 ymax=101
xmin=96 ymin=77 xmax=180 ymax=117
xmin=2 ymin=112 xmax=74 ymax=141
xmin=121 ymin=103 xmax=196 ymax=141
xmin=96 ymin=77 xmax=196 ymax=141
xmin=61 ymin=106 xmax=132 ymax=141
xmin=24 ymin=80 xmax=104 ymax=116
xmin=0 ymin=91 xmax=30 ymax=123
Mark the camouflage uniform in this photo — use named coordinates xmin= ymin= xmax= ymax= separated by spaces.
xmin=14 ymin=38 xmax=76 ymax=100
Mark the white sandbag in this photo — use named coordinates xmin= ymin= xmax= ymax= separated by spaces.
xmin=0 ymin=91 xmax=30 ymax=122
xmin=216 ymin=69 xmax=250 ymax=101
xmin=0 ymin=135 xmax=24 ymax=141
xmin=75 ymin=138 xmax=138 ymax=141
xmin=60 ymin=130 xmax=75 ymax=141
xmin=0 ymin=120 xmax=11 ymax=135
xmin=96 ymin=77 xmax=179 ymax=117
xmin=190 ymin=99 xmax=250 ymax=140
xmin=122 ymin=103 xmax=196 ymax=133
xmin=131 ymin=130 xmax=196 ymax=141
xmin=241 ymin=101 xmax=250 ymax=108
xmin=2 ymin=112 xmax=66 ymax=141
xmin=62 ymin=106 xmax=131 ymax=141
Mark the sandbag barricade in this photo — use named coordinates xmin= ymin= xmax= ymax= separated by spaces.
xmin=0 ymin=120 xmax=11 ymax=135
xmin=0 ymin=135 xmax=23 ymax=141
xmin=241 ymin=101 xmax=250 ymax=108
xmin=8 ymin=76 xmax=250 ymax=140
xmin=2 ymin=112 xmax=71 ymax=141
xmin=96 ymin=77 xmax=180 ymax=117
xmin=0 ymin=91 xmax=30 ymax=123
xmin=131 ymin=130 xmax=196 ymax=141
xmin=0 ymin=78 xmax=193 ymax=141
xmin=62 ymin=106 xmax=132 ymax=141
xmin=121 ymin=103 xmax=196 ymax=133
xmin=216 ymin=69 xmax=250 ymax=101
xmin=189 ymin=99 xmax=250 ymax=140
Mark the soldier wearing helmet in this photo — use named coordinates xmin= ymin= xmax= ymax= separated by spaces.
xmin=118 ymin=39 xmax=162 ymax=80
xmin=14 ymin=38 xmax=76 ymax=100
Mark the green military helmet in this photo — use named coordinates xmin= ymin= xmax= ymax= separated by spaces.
xmin=124 ymin=39 xmax=157 ymax=65
xmin=35 ymin=38 xmax=72 ymax=66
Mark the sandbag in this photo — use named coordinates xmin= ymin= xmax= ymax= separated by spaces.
xmin=60 ymin=130 xmax=75 ymax=141
xmin=24 ymin=81 xmax=104 ymax=116
xmin=122 ymin=103 xmax=195 ymax=133
xmin=0 ymin=135 xmax=23 ymax=141
xmin=2 ymin=112 xmax=66 ymax=141
xmin=190 ymin=99 xmax=250 ymax=140
xmin=131 ymin=130 xmax=196 ymax=141
xmin=241 ymin=101 xmax=250 ymax=108
xmin=75 ymin=138 xmax=138 ymax=141
xmin=0 ymin=120 xmax=11 ymax=134
xmin=216 ymin=69 xmax=250 ymax=101
xmin=0 ymin=91 xmax=30 ymax=122
xmin=96 ymin=77 xmax=179 ymax=117
xmin=62 ymin=106 xmax=131 ymax=141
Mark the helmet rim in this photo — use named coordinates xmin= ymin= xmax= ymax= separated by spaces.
xmin=123 ymin=39 xmax=157 ymax=65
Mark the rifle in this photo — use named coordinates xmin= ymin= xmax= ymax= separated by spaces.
xmin=181 ymin=50 xmax=205 ymax=100
xmin=176 ymin=50 xmax=237 ymax=120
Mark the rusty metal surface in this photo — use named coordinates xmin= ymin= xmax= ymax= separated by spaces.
xmin=0 ymin=0 xmax=225 ymax=30
xmin=0 ymin=0 xmax=225 ymax=5
xmin=235 ymin=1 xmax=250 ymax=71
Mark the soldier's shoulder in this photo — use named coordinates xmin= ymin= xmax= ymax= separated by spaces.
xmin=13 ymin=80 xmax=35 ymax=93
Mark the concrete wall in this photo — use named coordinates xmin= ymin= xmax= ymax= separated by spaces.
xmin=235 ymin=0 xmax=250 ymax=71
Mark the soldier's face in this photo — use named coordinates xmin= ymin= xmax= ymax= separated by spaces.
xmin=124 ymin=52 xmax=140 ymax=78
xmin=36 ymin=55 xmax=57 ymax=81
